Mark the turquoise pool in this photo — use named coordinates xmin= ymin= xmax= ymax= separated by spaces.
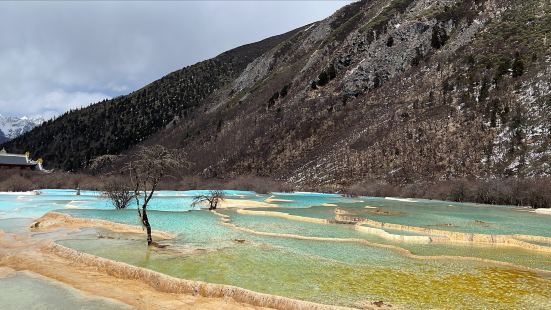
xmin=1 ymin=189 xmax=550 ymax=309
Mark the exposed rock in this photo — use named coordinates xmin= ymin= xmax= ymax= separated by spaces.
xmin=5 ymin=0 xmax=551 ymax=188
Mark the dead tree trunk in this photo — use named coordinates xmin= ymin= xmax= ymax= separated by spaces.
xmin=141 ymin=207 xmax=153 ymax=245
xmin=125 ymin=145 xmax=189 ymax=245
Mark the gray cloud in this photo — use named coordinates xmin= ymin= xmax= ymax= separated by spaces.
xmin=0 ymin=1 xmax=351 ymax=119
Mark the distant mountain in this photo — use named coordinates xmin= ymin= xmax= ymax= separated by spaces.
xmin=0 ymin=115 xmax=44 ymax=143
xmin=5 ymin=0 xmax=551 ymax=186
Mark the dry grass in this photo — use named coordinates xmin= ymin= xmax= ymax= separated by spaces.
xmin=1 ymin=170 xmax=549 ymax=209
xmin=0 ymin=171 xmax=293 ymax=194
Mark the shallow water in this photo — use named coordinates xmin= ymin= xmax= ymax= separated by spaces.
xmin=1 ymin=189 xmax=551 ymax=309
xmin=0 ymin=189 xmax=263 ymax=219
xmin=0 ymin=217 xmax=33 ymax=233
xmin=223 ymin=210 xmax=368 ymax=239
xmin=260 ymin=198 xmax=551 ymax=237
xmin=0 ymin=271 xmax=133 ymax=310
xmin=59 ymin=230 xmax=551 ymax=309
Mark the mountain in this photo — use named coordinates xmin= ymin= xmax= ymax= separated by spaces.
xmin=4 ymin=0 xmax=551 ymax=187
xmin=1 ymin=26 xmax=304 ymax=170
xmin=0 ymin=115 xmax=44 ymax=144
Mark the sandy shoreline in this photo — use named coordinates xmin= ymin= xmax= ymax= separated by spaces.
xmin=236 ymin=209 xmax=328 ymax=224
xmin=534 ymin=208 xmax=551 ymax=215
xmin=0 ymin=191 xmax=40 ymax=196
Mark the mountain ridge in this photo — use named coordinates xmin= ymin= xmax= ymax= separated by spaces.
xmin=4 ymin=0 xmax=551 ymax=187
xmin=1 ymin=25 xmax=306 ymax=170
xmin=0 ymin=114 xmax=44 ymax=144
xmin=146 ymin=0 xmax=551 ymax=186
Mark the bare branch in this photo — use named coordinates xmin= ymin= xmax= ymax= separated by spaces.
xmin=120 ymin=145 xmax=192 ymax=245
xmin=192 ymin=190 xmax=226 ymax=210
xmin=103 ymin=180 xmax=133 ymax=210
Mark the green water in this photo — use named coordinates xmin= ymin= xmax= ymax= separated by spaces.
xmin=56 ymin=208 xmax=551 ymax=309
xmin=59 ymin=229 xmax=551 ymax=309
xmin=2 ymin=190 xmax=551 ymax=309
xmin=222 ymin=210 xmax=368 ymax=239
xmin=259 ymin=199 xmax=551 ymax=237
xmin=0 ymin=218 xmax=33 ymax=233
xmin=59 ymin=208 xmax=551 ymax=272
xmin=61 ymin=209 xmax=244 ymax=250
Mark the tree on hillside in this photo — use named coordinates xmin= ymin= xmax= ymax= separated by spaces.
xmin=512 ymin=52 xmax=524 ymax=78
xmin=431 ymin=25 xmax=448 ymax=49
xmin=317 ymin=71 xmax=330 ymax=86
xmin=125 ymin=145 xmax=190 ymax=245
xmin=192 ymin=190 xmax=226 ymax=210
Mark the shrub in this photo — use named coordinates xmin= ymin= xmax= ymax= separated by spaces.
xmin=344 ymin=178 xmax=551 ymax=208
xmin=0 ymin=174 xmax=35 ymax=192
xmin=317 ymin=71 xmax=330 ymax=86
xmin=512 ymin=52 xmax=524 ymax=77
xmin=315 ymin=64 xmax=337 ymax=87
xmin=431 ymin=25 xmax=448 ymax=49
xmin=386 ymin=36 xmax=394 ymax=47
xmin=225 ymin=176 xmax=286 ymax=194
xmin=268 ymin=91 xmax=280 ymax=105
xmin=280 ymin=84 xmax=290 ymax=97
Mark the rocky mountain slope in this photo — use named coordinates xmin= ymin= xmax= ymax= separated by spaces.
xmin=0 ymin=115 xmax=44 ymax=144
xmin=1 ymin=27 xmax=303 ymax=170
xmin=4 ymin=0 xmax=551 ymax=187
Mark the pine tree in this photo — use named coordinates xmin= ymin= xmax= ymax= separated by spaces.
xmin=512 ymin=52 xmax=524 ymax=78
xmin=317 ymin=71 xmax=330 ymax=86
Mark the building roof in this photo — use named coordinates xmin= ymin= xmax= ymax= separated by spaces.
xmin=0 ymin=153 xmax=37 ymax=166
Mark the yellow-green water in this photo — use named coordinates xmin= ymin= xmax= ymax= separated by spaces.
xmin=1 ymin=190 xmax=551 ymax=309
xmin=59 ymin=230 xmax=551 ymax=309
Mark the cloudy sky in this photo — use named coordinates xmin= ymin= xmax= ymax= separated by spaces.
xmin=0 ymin=1 xmax=351 ymax=119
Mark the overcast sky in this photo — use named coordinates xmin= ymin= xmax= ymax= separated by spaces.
xmin=0 ymin=1 xmax=351 ymax=119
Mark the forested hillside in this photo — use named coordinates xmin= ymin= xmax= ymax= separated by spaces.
xmin=2 ymin=27 xmax=304 ymax=170
xmin=5 ymin=0 xmax=551 ymax=190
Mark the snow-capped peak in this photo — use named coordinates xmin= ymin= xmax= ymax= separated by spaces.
xmin=0 ymin=114 xmax=45 ymax=143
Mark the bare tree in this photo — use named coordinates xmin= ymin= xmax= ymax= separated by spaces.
xmin=126 ymin=145 xmax=190 ymax=245
xmin=88 ymin=154 xmax=121 ymax=175
xmin=192 ymin=190 xmax=226 ymax=210
xmin=104 ymin=180 xmax=133 ymax=210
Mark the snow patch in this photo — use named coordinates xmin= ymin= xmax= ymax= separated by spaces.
xmin=0 ymin=114 xmax=44 ymax=141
